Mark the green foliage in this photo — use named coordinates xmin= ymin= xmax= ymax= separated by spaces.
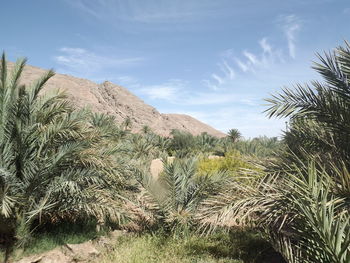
xmin=132 ymin=158 xmax=231 ymax=234
xmin=266 ymin=161 xmax=350 ymax=263
xmin=195 ymin=132 xmax=220 ymax=153
xmin=99 ymin=233 xmax=242 ymax=263
xmin=124 ymin=132 xmax=170 ymax=161
xmin=0 ymin=54 xmax=128 ymax=260
xmin=168 ymin=129 xmax=198 ymax=157
xmin=227 ymin=129 xmax=241 ymax=143
xmin=197 ymin=151 xmax=263 ymax=179
xmin=141 ymin=125 xmax=152 ymax=134
xmin=99 ymin=231 xmax=281 ymax=263
xmin=257 ymin=41 xmax=350 ymax=262
xmin=5 ymin=39 xmax=350 ymax=263
xmin=166 ymin=129 xmax=280 ymax=159
xmin=265 ymin=41 xmax=350 ymax=168
xmin=90 ymin=112 xmax=128 ymax=142
xmin=234 ymin=136 xmax=283 ymax=158
xmin=197 ymin=157 xmax=350 ymax=262
xmin=168 ymin=129 xmax=220 ymax=157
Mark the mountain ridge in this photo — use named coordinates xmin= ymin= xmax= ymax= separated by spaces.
xmin=14 ymin=63 xmax=226 ymax=137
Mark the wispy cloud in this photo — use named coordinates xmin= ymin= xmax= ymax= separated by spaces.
xmin=205 ymin=37 xmax=283 ymax=90
xmin=68 ymin=0 xmax=219 ymax=24
xmin=235 ymin=58 xmax=249 ymax=72
xmin=243 ymin=51 xmax=259 ymax=66
xmin=204 ymin=59 xmax=236 ymax=90
xmin=259 ymin=38 xmax=272 ymax=54
xmin=235 ymin=38 xmax=283 ymax=73
xmin=211 ymin=73 xmax=224 ymax=85
xmin=138 ymin=79 xmax=186 ymax=101
xmin=219 ymin=61 xmax=235 ymax=80
xmin=54 ymin=47 xmax=143 ymax=78
xmin=280 ymin=14 xmax=301 ymax=59
xmin=114 ymin=75 xmax=138 ymax=84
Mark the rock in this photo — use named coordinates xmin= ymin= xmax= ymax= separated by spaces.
xmin=8 ymin=62 xmax=225 ymax=138
xmin=208 ymin=155 xmax=223 ymax=159
xmin=150 ymin=159 xmax=163 ymax=178
xmin=150 ymin=157 xmax=175 ymax=178
xmin=63 ymin=241 xmax=100 ymax=261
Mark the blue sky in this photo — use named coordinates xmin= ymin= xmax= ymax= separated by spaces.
xmin=1 ymin=0 xmax=350 ymax=138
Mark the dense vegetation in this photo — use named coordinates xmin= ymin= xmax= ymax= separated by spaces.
xmin=1 ymin=41 xmax=350 ymax=263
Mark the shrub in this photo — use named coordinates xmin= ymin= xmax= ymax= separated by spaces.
xmin=197 ymin=151 xmax=263 ymax=179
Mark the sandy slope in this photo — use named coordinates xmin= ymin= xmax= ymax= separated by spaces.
xmin=13 ymin=63 xmax=226 ymax=137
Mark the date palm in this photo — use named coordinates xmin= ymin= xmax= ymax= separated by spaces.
xmin=265 ymin=41 xmax=350 ymax=167
xmin=196 ymin=159 xmax=350 ymax=263
xmin=196 ymin=41 xmax=350 ymax=263
xmin=0 ymin=54 xmax=127 ymax=261
xmin=227 ymin=128 xmax=241 ymax=144
xmin=132 ymin=158 xmax=231 ymax=234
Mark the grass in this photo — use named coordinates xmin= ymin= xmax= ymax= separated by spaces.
xmin=98 ymin=230 xmax=281 ymax=263
xmin=1 ymin=224 xmax=284 ymax=263
xmin=98 ymin=233 xmax=242 ymax=263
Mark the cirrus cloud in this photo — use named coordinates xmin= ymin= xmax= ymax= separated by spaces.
xmin=54 ymin=47 xmax=143 ymax=78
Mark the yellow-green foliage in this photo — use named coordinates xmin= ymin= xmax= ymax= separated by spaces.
xmin=197 ymin=151 xmax=263 ymax=178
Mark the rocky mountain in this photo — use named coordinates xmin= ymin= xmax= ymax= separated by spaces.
xmin=16 ymin=63 xmax=226 ymax=137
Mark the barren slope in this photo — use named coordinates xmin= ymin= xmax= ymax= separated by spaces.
xmin=15 ymin=63 xmax=226 ymax=137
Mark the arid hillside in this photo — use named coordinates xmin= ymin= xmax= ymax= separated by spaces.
xmin=15 ymin=63 xmax=226 ymax=137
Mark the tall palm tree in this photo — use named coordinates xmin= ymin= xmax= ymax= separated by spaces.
xmin=227 ymin=128 xmax=241 ymax=144
xmin=0 ymin=54 xmax=127 ymax=261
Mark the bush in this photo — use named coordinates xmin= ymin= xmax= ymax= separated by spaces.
xmin=197 ymin=151 xmax=263 ymax=179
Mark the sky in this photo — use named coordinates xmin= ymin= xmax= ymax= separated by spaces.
xmin=1 ymin=0 xmax=350 ymax=138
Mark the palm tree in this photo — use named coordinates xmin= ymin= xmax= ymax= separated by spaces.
xmin=265 ymin=41 xmax=350 ymax=167
xmin=132 ymin=158 xmax=231 ymax=234
xmin=141 ymin=125 xmax=151 ymax=134
xmin=195 ymin=42 xmax=350 ymax=263
xmin=196 ymin=159 xmax=350 ymax=263
xmin=227 ymin=129 xmax=241 ymax=144
xmin=90 ymin=112 xmax=128 ymax=141
xmin=0 ymin=54 xmax=127 ymax=261
xmin=233 ymin=136 xmax=282 ymax=158
xmin=122 ymin=116 xmax=132 ymax=131
xmin=168 ymin=130 xmax=194 ymax=157
xmin=196 ymin=132 xmax=218 ymax=153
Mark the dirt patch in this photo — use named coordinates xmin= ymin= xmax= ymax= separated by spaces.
xmin=14 ymin=230 xmax=126 ymax=263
